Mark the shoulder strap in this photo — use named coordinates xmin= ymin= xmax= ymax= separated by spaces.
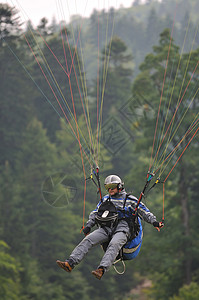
xmin=123 ymin=193 xmax=138 ymax=209
xmin=123 ymin=193 xmax=130 ymax=209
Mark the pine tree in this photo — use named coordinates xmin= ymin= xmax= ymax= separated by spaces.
xmin=0 ymin=240 xmax=21 ymax=300
xmin=30 ymin=30 xmax=84 ymax=142
xmin=0 ymin=4 xmax=36 ymax=167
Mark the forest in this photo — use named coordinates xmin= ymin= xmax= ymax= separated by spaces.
xmin=0 ymin=0 xmax=199 ymax=299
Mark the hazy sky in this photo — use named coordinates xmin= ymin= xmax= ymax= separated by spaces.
xmin=2 ymin=0 xmax=142 ymax=26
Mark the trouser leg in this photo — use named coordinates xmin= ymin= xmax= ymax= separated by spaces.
xmin=99 ymin=230 xmax=129 ymax=272
xmin=69 ymin=227 xmax=110 ymax=265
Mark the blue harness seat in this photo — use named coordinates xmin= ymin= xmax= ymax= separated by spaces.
xmin=122 ymin=218 xmax=143 ymax=260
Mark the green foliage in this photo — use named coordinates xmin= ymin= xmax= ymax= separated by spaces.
xmin=0 ymin=240 xmax=21 ymax=300
xmin=0 ymin=3 xmax=21 ymax=40
xmin=0 ymin=40 xmax=35 ymax=165
xmin=170 ymin=282 xmax=199 ymax=300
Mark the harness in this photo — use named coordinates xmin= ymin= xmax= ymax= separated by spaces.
xmin=121 ymin=193 xmax=140 ymax=240
xmin=95 ymin=196 xmax=118 ymax=230
xmin=96 ymin=193 xmax=140 ymax=237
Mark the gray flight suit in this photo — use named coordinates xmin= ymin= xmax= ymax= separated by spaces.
xmin=69 ymin=220 xmax=130 ymax=272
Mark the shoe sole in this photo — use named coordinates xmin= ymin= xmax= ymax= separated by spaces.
xmin=56 ymin=260 xmax=72 ymax=272
xmin=91 ymin=270 xmax=103 ymax=280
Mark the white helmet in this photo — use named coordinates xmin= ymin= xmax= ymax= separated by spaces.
xmin=104 ymin=175 xmax=124 ymax=190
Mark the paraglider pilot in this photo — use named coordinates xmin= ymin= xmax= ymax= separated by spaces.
xmin=56 ymin=175 xmax=164 ymax=280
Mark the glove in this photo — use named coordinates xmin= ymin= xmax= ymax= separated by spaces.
xmin=82 ymin=226 xmax=91 ymax=236
xmin=153 ymin=221 xmax=164 ymax=231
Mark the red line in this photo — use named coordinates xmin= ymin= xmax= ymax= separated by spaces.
xmin=60 ymin=23 xmax=95 ymax=153
xmin=56 ymin=4 xmax=95 ymax=158
xmin=67 ymin=77 xmax=86 ymax=175
xmin=164 ymin=126 xmax=199 ymax=182
xmin=59 ymin=17 xmax=84 ymax=77
xmin=60 ymin=25 xmax=70 ymax=73
xmin=59 ymin=24 xmax=89 ymax=157
xmin=149 ymin=4 xmax=177 ymax=172
xmin=67 ymin=74 xmax=88 ymax=215
xmin=36 ymin=30 xmax=69 ymax=77
xmin=73 ymin=69 xmax=95 ymax=152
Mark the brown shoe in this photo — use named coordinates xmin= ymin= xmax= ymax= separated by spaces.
xmin=91 ymin=268 xmax=104 ymax=280
xmin=56 ymin=260 xmax=73 ymax=272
